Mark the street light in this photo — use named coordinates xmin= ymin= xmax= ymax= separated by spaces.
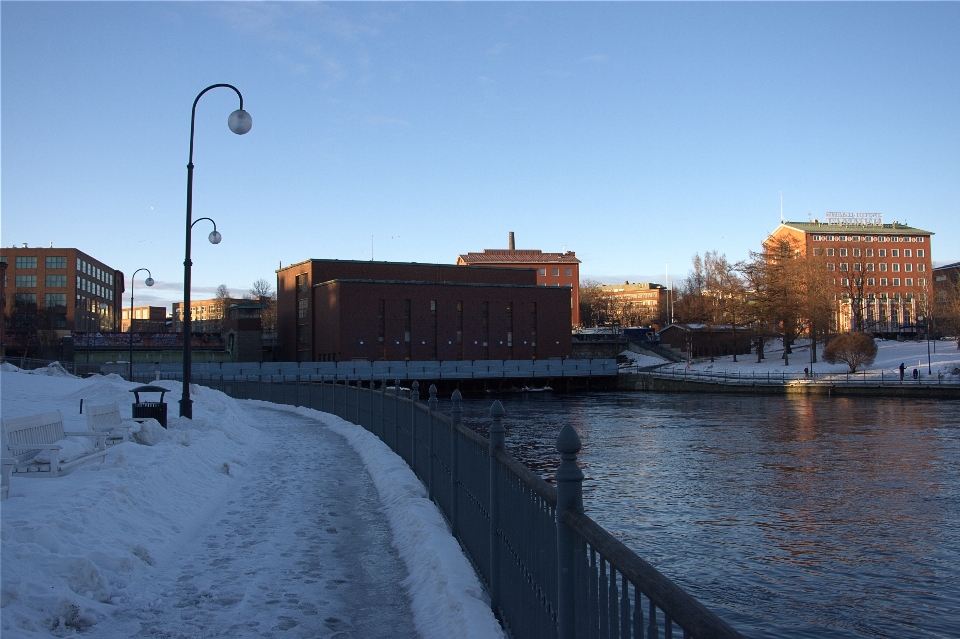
xmin=180 ymin=84 xmax=251 ymax=419
xmin=128 ymin=268 xmax=154 ymax=381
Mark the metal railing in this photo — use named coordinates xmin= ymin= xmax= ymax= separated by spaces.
xmin=192 ymin=374 xmax=742 ymax=639
xmin=645 ymin=366 xmax=960 ymax=387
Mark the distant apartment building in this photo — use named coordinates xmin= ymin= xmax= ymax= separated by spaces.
xmin=457 ymin=232 xmax=582 ymax=327
xmin=596 ymin=282 xmax=670 ymax=328
xmin=277 ymin=258 xmax=572 ymax=362
xmin=121 ymin=306 xmax=169 ymax=333
xmin=1 ymin=246 xmax=124 ymax=356
xmin=766 ymin=215 xmax=934 ymax=334
xmin=171 ymin=298 xmax=247 ymax=334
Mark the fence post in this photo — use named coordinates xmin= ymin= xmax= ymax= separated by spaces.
xmin=556 ymin=423 xmax=585 ymax=639
xmin=394 ymin=379 xmax=400 ymax=448
xmin=411 ymin=381 xmax=420 ymax=469
xmin=489 ymin=400 xmax=505 ymax=617
xmin=450 ymin=389 xmax=462 ymax=539
xmin=428 ymin=384 xmax=437 ymax=500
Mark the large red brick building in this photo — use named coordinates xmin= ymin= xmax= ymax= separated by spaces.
xmin=766 ymin=216 xmax=935 ymax=334
xmin=457 ymin=233 xmax=581 ymax=327
xmin=1 ymin=246 xmax=125 ymax=356
xmin=277 ymin=259 xmax=572 ymax=362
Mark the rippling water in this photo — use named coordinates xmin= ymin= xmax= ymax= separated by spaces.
xmin=460 ymin=392 xmax=960 ymax=638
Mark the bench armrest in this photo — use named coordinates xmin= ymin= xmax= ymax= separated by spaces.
xmin=6 ymin=443 xmax=63 ymax=451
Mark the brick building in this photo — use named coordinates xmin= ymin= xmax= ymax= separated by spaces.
xmin=457 ymin=232 xmax=581 ymax=327
xmin=766 ymin=215 xmax=934 ymax=334
xmin=121 ymin=306 xmax=168 ymax=333
xmin=171 ymin=298 xmax=246 ymax=334
xmin=277 ymin=259 xmax=572 ymax=362
xmin=595 ymin=282 xmax=670 ymax=328
xmin=1 ymin=246 xmax=124 ymax=356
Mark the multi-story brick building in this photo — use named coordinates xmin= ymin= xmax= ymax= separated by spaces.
xmin=277 ymin=259 xmax=572 ymax=362
xmin=1 ymin=246 xmax=124 ymax=356
xmin=457 ymin=232 xmax=582 ymax=327
xmin=171 ymin=298 xmax=246 ymax=334
xmin=766 ymin=215 xmax=935 ymax=334
xmin=595 ymin=282 xmax=670 ymax=328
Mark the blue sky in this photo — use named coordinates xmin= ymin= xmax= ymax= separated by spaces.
xmin=3 ymin=2 xmax=958 ymax=309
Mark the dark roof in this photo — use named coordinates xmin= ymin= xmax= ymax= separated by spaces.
xmin=458 ymin=249 xmax=581 ymax=264
xmin=779 ymin=221 xmax=934 ymax=236
xmin=933 ymin=262 xmax=960 ymax=271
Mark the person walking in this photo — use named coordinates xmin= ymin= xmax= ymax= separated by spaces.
xmin=899 ymin=362 xmax=906 ymax=381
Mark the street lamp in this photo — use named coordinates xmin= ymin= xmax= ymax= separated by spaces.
xmin=128 ymin=268 xmax=154 ymax=381
xmin=180 ymin=84 xmax=251 ymax=419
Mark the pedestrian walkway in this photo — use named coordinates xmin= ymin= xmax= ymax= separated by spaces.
xmin=95 ymin=404 xmax=418 ymax=638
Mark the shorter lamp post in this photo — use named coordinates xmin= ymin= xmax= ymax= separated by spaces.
xmin=128 ymin=268 xmax=154 ymax=381
xmin=181 ymin=217 xmax=222 ymax=418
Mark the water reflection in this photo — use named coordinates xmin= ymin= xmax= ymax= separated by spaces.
xmin=459 ymin=392 xmax=960 ymax=638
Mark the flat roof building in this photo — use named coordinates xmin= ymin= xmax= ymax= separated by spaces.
xmin=765 ymin=216 xmax=935 ymax=334
xmin=457 ymin=232 xmax=582 ymax=327
xmin=1 ymin=246 xmax=124 ymax=356
xmin=277 ymin=259 xmax=572 ymax=362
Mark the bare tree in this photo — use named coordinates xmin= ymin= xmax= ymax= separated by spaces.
xmin=249 ymin=278 xmax=276 ymax=332
xmin=822 ymin=332 xmax=878 ymax=372
xmin=578 ymin=279 xmax=602 ymax=328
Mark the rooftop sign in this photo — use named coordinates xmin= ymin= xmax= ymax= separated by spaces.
xmin=824 ymin=212 xmax=883 ymax=226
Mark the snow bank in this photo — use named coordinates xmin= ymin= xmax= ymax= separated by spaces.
xmin=280 ymin=404 xmax=506 ymax=639
xmin=1 ymin=371 xmax=259 ymax=638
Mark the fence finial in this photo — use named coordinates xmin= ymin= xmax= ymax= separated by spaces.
xmin=556 ymin=422 xmax=584 ymax=639
xmin=555 ymin=423 xmax=584 ymax=513
xmin=412 ymin=380 xmax=420 ymax=401
xmin=428 ymin=384 xmax=438 ymax=411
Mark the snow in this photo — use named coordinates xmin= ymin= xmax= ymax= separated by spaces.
xmin=1 ymin=365 xmax=505 ymax=639
xmin=656 ymin=337 xmax=960 ymax=377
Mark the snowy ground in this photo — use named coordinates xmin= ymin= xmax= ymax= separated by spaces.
xmin=0 ymin=365 xmax=505 ymax=639
xmin=622 ymin=338 xmax=960 ymax=379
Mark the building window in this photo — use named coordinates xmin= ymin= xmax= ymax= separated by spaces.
xmin=45 ymin=293 xmax=67 ymax=308
xmin=15 ymin=275 xmax=37 ymax=287
xmin=904 ymin=249 xmax=912 ymax=257
xmin=456 ymin=301 xmax=464 ymax=358
xmin=917 ymin=237 xmax=924 ymax=243
xmin=892 ymin=249 xmax=899 ymax=257
xmin=482 ymin=301 xmax=490 ymax=352
xmin=880 ymin=278 xmax=887 ymax=286
xmin=430 ymin=300 xmax=438 ymax=360
xmin=880 ymin=263 xmax=888 ymax=272
xmin=905 ymin=264 xmax=912 ymax=272
xmin=297 ymin=324 xmax=309 ymax=344
xmin=840 ymin=248 xmax=848 ymax=257
xmin=905 ymin=278 xmax=913 ymax=287
xmin=378 ymin=299 xmax=386 ymax=344
xmin=893 ymin=264 xmax=900 ymax=272
xmin=813 ymin=248 xmax=823 ymax=256
xmin=866 ymin=248 xmax=873 ymax=257
xmin=867 ymin=278 xmax=875 ymax=286
xmin=15 ymin=256 xmax=37 ymax=269
xmin=530 ymin=302 xmax=537 ymax=348
xmin=297 ymin=298 xmax=308 ymax=319
xmin=893 ymin=278 xmax=900 ymax=286
xmin=919 ymin=278 xmax=926 ymax=287
xmin=853 ymin=248 xmax=861 ymax=257
xmin=918 ymin=264 xmax=925 ymax=272
xmin=826 ymin=248 xmax=835 ymax=257
xmin=404 ymin=299 xmax=412 ymax=358
xmin=828 ymin=263 xmax=835 ymax=271
xmin=867 ymin=263 xmax=875 ymax=271
xmin=853 ymin=263 xmax=862 ymax=272
xmin=296 ymin=273 xmax=309 ymax=293
xmin=45 ymin=274 xmax=67 ymax=287
xmin=14 ymin=293 xmax=37 ymax=307
xmin=840 ymin=263 xmax=848 ymax=272
xmin=552 ymin=268 xmax=559 ymax=276
xmin=539 ymin=268 xmax=546 ymax=276
xmin=45 ymin=256 xmax=66 ymax=269
xmin=565 ymin=268 xmax=572 ymax=276
xmin=841 ymin=278 xmax=849 ymax=287
xmin=506 ymin=301 xmax=513 ymax=349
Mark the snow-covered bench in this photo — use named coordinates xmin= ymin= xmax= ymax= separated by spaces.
xmin=1 ymin=410 xmax=108 ymax=484
xmin=85 ymin=401 xmax=139 ymax=446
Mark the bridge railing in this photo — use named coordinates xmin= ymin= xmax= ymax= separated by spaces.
xmin=191 ymin=374 xmax=742 ymax=639
xmin=645 ymin=367 xmax=960 ymax=386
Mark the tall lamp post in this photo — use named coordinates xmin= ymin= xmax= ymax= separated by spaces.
xmin=128 ymin=268 xmax=154 ymax=381
xmin=180 ymin=84 xmax=251 ymax=418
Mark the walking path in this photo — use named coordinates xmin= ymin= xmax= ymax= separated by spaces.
xmin=94 ymin=404 xmax=418 ymax=638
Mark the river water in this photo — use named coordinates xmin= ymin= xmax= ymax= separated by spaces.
xmin=459 ymin=391 xmax=960 ymax=638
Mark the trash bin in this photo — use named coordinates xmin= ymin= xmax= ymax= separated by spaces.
xmin=130 ymin=385 xmax=169 ymax=428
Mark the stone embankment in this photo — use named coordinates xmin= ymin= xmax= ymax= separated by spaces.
xmin=619 ymin=372 xmax=960 ymax=398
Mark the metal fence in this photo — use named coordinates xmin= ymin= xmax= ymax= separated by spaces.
xmin=647 ymin=366 xmax=960 ymax=387
xmin=193 ymin=375 xmax=742 ymax=639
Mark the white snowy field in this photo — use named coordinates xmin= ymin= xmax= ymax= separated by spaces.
xmin=623 ymin=338 xmax=960 ymax=379
xmin=0 ymin=364 xmax=505 ymax=639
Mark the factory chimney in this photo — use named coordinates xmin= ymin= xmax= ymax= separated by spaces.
xmin=509 ymin=232 xmax=515 ymax=251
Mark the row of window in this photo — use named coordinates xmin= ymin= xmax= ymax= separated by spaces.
xmin=811 ymin=235 xmax=924 ymax=243
xmin=816 ymin=247 xmax=924 ymax=258
xmin=77 ymin=258 xmax=114 ymax=286
xmin=14 ymin=256 xmax=69 ymax=270
xmin=538 ymin=268 xmax=574 ymax=277
xmin=77 ymin=276 xmax=114 ymax=300
xmin=12 ymin=293 xmax=67 ymax=308
xmin=837 ymin=277 xmax=926 ymax=288
xmin=13 ymin=274 xmax=70 ymax=288
xmin=828 ymin=263 xmax=925 ymax=273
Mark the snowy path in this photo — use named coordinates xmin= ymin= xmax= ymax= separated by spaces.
xmin=95 ymin=404 xmax=418 ymax=639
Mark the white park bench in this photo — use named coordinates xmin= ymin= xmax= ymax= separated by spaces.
xmin=1 ymin=410 xmax=108 ymax=495
xmin=85 ymin=401 xmax=139 ymax=446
